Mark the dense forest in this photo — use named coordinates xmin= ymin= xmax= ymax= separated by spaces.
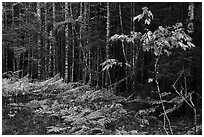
xmin=2 ymin=2 xmax=202 ymax=135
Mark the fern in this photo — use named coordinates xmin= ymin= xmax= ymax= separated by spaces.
xmin=47 ymin=126 xmax=67 ymax=134
xmin=101 ymin=59 xmax=131 ymax=72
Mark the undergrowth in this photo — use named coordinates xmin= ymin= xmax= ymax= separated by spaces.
xmin=2 ymin=74 xmax=202 ymax=135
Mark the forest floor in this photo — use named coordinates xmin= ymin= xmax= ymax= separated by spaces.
xmin=2 ymin=74 xmax=202 ymax=135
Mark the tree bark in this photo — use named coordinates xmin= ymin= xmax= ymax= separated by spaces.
xmin=52 ymin=2 xmax=56 ymax=76
xmin=44 ymin=2 xmax=48 ymax=78
xmin=12 ymin=4 xmax=16 ymax=72
xmin=87 ymin=3 xmax=92 ymax=85
xmin=2 ymin=3 xmax=7 ymax=73
xmin=37 ymin=2 xmax=41 ymax=79
xmin=70 ymin=3 xmax=75 ymax=82
xmin=83 ymin=2 xmax=88 ymax=84
xmin=79 ymin=2 xmax=84 ymax=83
xmin=105 ymin=2 xmax=110 ymax=86
xmin=64 ymin=2 xmax=69 ymax=82
xmin=187 ymin=2 xmax=194 ymax=33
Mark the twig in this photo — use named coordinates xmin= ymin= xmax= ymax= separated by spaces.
xmin=126 ymin=91 xmax=136 ymax=100
xmin=172 ymin=67 xmax=198 ymax=134
xmin=172 ymin=72 xmax=193 ymax=108
xmin=121 ymin=41 xmax=127 ymax=63
xmin=121 ymin=41 xmax=128 ymax=93
xmin=189 ymin=92 xmax=197 ymax=135
xmin=154 ymin=54 xmax=173 ymax=135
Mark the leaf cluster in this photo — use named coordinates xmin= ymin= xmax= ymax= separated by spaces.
xmin=133 ymin=6 xmax=153 ymax=25
xmin=101 ymin=59 xmax=131 ymax=72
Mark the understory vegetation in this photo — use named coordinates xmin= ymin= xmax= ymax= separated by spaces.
xmin=2 ymin=73 xmax=202 ymax=135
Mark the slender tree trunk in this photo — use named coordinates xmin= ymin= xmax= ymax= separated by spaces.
xmin=64 ymin=2 xmax=69 ymax=82
xmin=105 ymin=2 xmax=110 ymax=86
xmin=79 ymin=2 xmax=84 ymax=82
xmin=2 ymin=3 xmax=7 ymax=73
xmin=87 ymin=2 xmax=92 ymax=85
xmin=106 ymin=2 xmax=110 ymax=60
xmin=49 ymin=30 xmax=53 ymax=77
xmin=129 ymin=2 xmax=134 ymax=93
xmin=17 ymin=4 xmax=24 ymax=78
xmin=70 ymin=3 xmax=75 ymax=82
xmin=29 ymin=3 xmax=35 ymax=78
xmin=2 ymin=2 xmax=5 ymax=72
xmin=27 ymin=3 xmax=32 ymax=78
xmin=47 ymin=3 xmax=53 ymax=77
xmin=23 ymin=3 xmax=29 ymax=77
xmin=119 ymin=2 xmax=128 ymax=93
xmin=96 ymin=3 xmax=100 ymax=88
xmin=100 ymin=46 xmax=105 ymax=87
xmin=85 ymin=2 xmax=93 ymax=85
xmin=99 ymin=2 xmax=105 ymax=87
xmin=52 ymin=2 xmax=56 ymax=76
xmin=44 ymin=2 xmax=48 ymax=79
xmin=37 ymin=2 xmax=41 ymax=79
xmin=40 ymin=4 xmax=45 ymax=79
xmin=119 ymin=3 xmax=127 ymax=64
xmin=61 ymin=5 xmax=65 ymax=78
xmin=187 ymin=2 xmax=194 ymax=33
xmin=12 ymin=4 xmax=16 ymax=72
xmin=119 ymin=3 xmax=123 ymax=34
xmin=132 ymin=2 xmax=137 ymax=92
xmin=56 ymin=5 xmax=61 ymax=77
xmin=83 ymin=2 xmax=89 ymax=84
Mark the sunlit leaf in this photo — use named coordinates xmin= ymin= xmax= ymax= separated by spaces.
xmin=187 ymin=41 xmax=195 ymax=48
xmin=125 ymin=63 xmax=131 ymax=67
xmin=145 ymin=18 xmax=151 ymax=25
xmin=148 ymin=78 xmax=154 ymax=83
xmin=178 ymin=41 xmax=187 ymax=51
xmin=133 ymin=14 xmax=143 ymax=22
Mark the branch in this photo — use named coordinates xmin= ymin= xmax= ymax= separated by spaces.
xmin=172 ymin=70 xmax=193 ymax=108
xmin=154 ymin=54 xmax=173 ymax=135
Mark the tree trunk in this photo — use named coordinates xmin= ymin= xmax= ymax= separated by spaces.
xmin=44 ymin=2 xmax=48 ymax=79
xmin=37 ymin=2 xmax=41 ymax=79
xmin=64 ymin=2 xmax=69 ymax=82
xmin=70 ymin=3 xmax=75 ymax=82
xmin=119 ymin=3 xmax=123 ymax=34
xmin=105 ymin=2 xmax=110 ymax=86
xmin=129 ymin=2 xmax=134 ymax=93
xmin=52 ymin=2 xmax=56 ymax=76
xmin=187 ymin=2 xmax=194 ymax=33
xmin=79 ymin=2 xmax=84 ymax=82
xmin=2 ymin=3 xmax=7 ymax=73
xmin=84 ymin=2 xmax=89 ymax=84
xmin=40 ymin=4 xmax=45 ymax=79
xmin=119 ymin=2 xmax=128 ymax=93
xmin=49 ymin=30 xmax=53 ymax=77
xmin=12 ymin=4 xmax=16 ymax=72
xmin=83 ymin=2 xmax=92 ymax=85
xmin=87 ymin=2 xmax=92 ymax=85
xmin=60 ymin=5 xmax=65 ymax=79
xmin=29 ymin=3 xmax=35 ymax=78
xmin=96 ymin=3 xmax=100 ymax=88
